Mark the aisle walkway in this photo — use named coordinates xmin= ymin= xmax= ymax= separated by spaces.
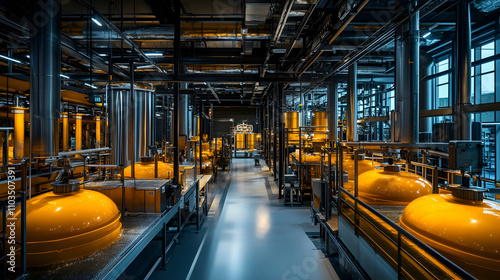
xmin=153 ymin=158 xmax=339 ymax=280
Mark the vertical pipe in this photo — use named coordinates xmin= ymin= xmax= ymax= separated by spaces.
xmin=95 ymin=116 xmax=101 ymax=148
xmin=420 ymin=52 xmax=434 ymax=138
xmin=129 ymin=62 xmax=135 ymax=178
xmin=347 ymin=63 xmax=358 ymax=141
xmin=328 ymin=82 xmax=338 ymax=142
xmin=13 ymin=107 xmax=25 ymax=158
xmin=29 ymin=0 xmax=61 ymax=157
xmin=173 ymin=0 xmax=180 ymax=186
xmin=75 ymin=113 xmax=83 ymax=151
xmin=62 ymin=113 xmax=69 ymax=152
xmin=454 ymin=0 xmax=472 ymax=140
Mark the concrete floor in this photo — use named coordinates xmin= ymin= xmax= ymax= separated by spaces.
xmin=150 ymin=158 xmax=339 ymax=280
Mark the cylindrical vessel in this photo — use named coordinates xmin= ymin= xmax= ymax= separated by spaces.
xmin=400 ymin=193 xmax=500 ymax=279
xmin=356 ymin=166 xmax=432 ymax=205
xmin=75 ymin=113 xmax=83 ymax=151
xmin=109 ymin=87 xmax=155 ymax=166
xmin=236 ymin=133 xmax=245 ymax=149
xmin=247 ymin=133 xmax=255 ymax=149
xmin=12 ymin=107 xmax=25 ymax=158
xmin=134 ymin=89 xmax=155 ymax=157
xmin=283 ymin=111 xmax=300 ymax=144
xmin=14 ymin=189 xmax=121 ymax=267
xmin=311 ymin=111 xmax=327 ymax=140
xmin=61 ymin=113 xmax=69 ymax=152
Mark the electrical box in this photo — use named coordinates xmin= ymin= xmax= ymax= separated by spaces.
xmin=449 ymin=141 xmax=483 ymax=174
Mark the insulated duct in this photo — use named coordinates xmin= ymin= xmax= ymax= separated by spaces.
xmin=395 ymin=5 xmax=419 ymax=144
xmin=30 ymin=0 xmax=61 ymax=157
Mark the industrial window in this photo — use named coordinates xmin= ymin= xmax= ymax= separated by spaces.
xmin=435 ymin=56 xmax=451 ymax=108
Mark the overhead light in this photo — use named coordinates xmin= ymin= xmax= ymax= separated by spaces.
xmin=241 ymin=28 xmax=248 ymax=35
xmin=203 ymin=82 xmax=207 ymax=85
xmin=0 ymin=54 xmax=21 ymax=64
xmin=60 ymin=74 xmax=70 ymax=79
xmin=84 ymin=83 xmax=98 ymax=89
xmin=26 ymin=55 xmax=30 ymax=59
xmin=423 ymin=32 xmax=431 ymax=38
xmin=144 ymin=53 xmax=163 ymax=57
xmin=91 ymin=17 xmax=102 ymax=27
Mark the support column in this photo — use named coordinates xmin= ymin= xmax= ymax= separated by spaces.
xmin=346 ymin=63 xmax=358 ymax=142
xmin=328 ymin=82 xmax=338 ymax=142
xmin=273 ymin=88 xmax=278 ymax=180
xmin=454 ymin=0 xmax=472 ymax=140
xmin=30 ymin=0 xmax=61 ymax=157
xmin=278 ymin=84 xmax=285 ymax=199
xmin=173 ymin=0 xmax=180 ymax=186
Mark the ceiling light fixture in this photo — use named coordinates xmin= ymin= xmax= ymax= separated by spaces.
xmin=84 ymin=83 xmax=98 ymax=89
xmin=91 ymin=17 xmax=102 ymax=26
xmin=60 ymin=74 xmax=70 ymax=79
xmin=423 ymin=32 xmax=431 ymax=38
xmin=0 ymin=54 xmax=21 ymax=64
xmin=144 ymin=53 xmax=163 ymax=57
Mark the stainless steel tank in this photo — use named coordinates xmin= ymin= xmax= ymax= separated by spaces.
xmin=109 ymin=86 xmax=155 ymax=166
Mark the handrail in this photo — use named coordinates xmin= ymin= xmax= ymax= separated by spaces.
xmin=339 ymin=187 xmax=475 ymax=279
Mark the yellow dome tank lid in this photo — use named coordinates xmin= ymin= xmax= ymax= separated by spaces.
xmin=14 ymin=185 xmax=121 ymax=267
xmin=399 ymin=190 xmax=500 ymax=279
xmin=124 ymin=158 xmax=174 ymax=179
xmin=343 ymin=154 xmax=380 ymax=180
xmin=356 ymin=166 xmax=432 ymax=205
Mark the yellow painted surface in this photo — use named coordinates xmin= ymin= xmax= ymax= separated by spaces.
xmin=343 ymin=158 xmax=380 ymax=180
xmin=14 ymin=189 xmax=121 ymax=267
xmin=357 ymin=169 xmax=432 ymax=205
xmin=247 ymin=133 xmax=255 ymax=149
xmin=400 ymin=194 xmax=500 ymax=279
xmin=12 ymin=107 xmax=25 ymax=158
xmin=95 ymin=116 xmax=101 ymax=148
xmin=311 ymin=111 xmax=327 ymax=140
xmin=284 ymin=112 xmax=300 ymax=143
xmin=62 ymin=113 xmax=69 ymax=152
xmin=124 ymin=161 xmax=174 ymax=179
xmin=236 ymin=133 xmax=245 ymax=149
xmin=75 ymin=113 xmax=83 ymax=150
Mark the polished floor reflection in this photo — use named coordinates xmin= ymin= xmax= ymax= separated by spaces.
xmin=152 ymin=158 xmax=339 ymax=280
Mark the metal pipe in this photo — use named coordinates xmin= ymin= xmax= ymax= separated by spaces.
xmin=75 ymin=113 xmax=83 ymax=151
xmin=454 ymin=0 xmax=472 ymax=140
xmin=328 ymin=82 xmax=338 ymax=142
xmin=58 ymin=147 xmax=111 ymax=157
xmin=347 ymin=63 xmax=358 ymax=141
xmin=95 ymin=116 xmax=101 ymax=148
xmin=62 ymin=113 xmax=69 ymax=152
xmin=30 ymin=0 xmax=61 ymax=157
xmin=13 ymin=107 xmax=25 ymax=158
xmin=419 ymin=51 xmax=434 ymax=136
xmin=130 ymin=61 xmax=135 ymax=178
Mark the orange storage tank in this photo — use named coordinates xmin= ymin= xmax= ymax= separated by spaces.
xmin=400 ymin=188 xmax=500 ymax=279
xmin=13 ymin=183 xmax=121 ymax=267
xmin=356 ymin=164 xmax=432 ymax=205
xmin=342 ymin=154 xmax=380 ymax=180
xmin=124 ymin=158 xmax=174 ymax=179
